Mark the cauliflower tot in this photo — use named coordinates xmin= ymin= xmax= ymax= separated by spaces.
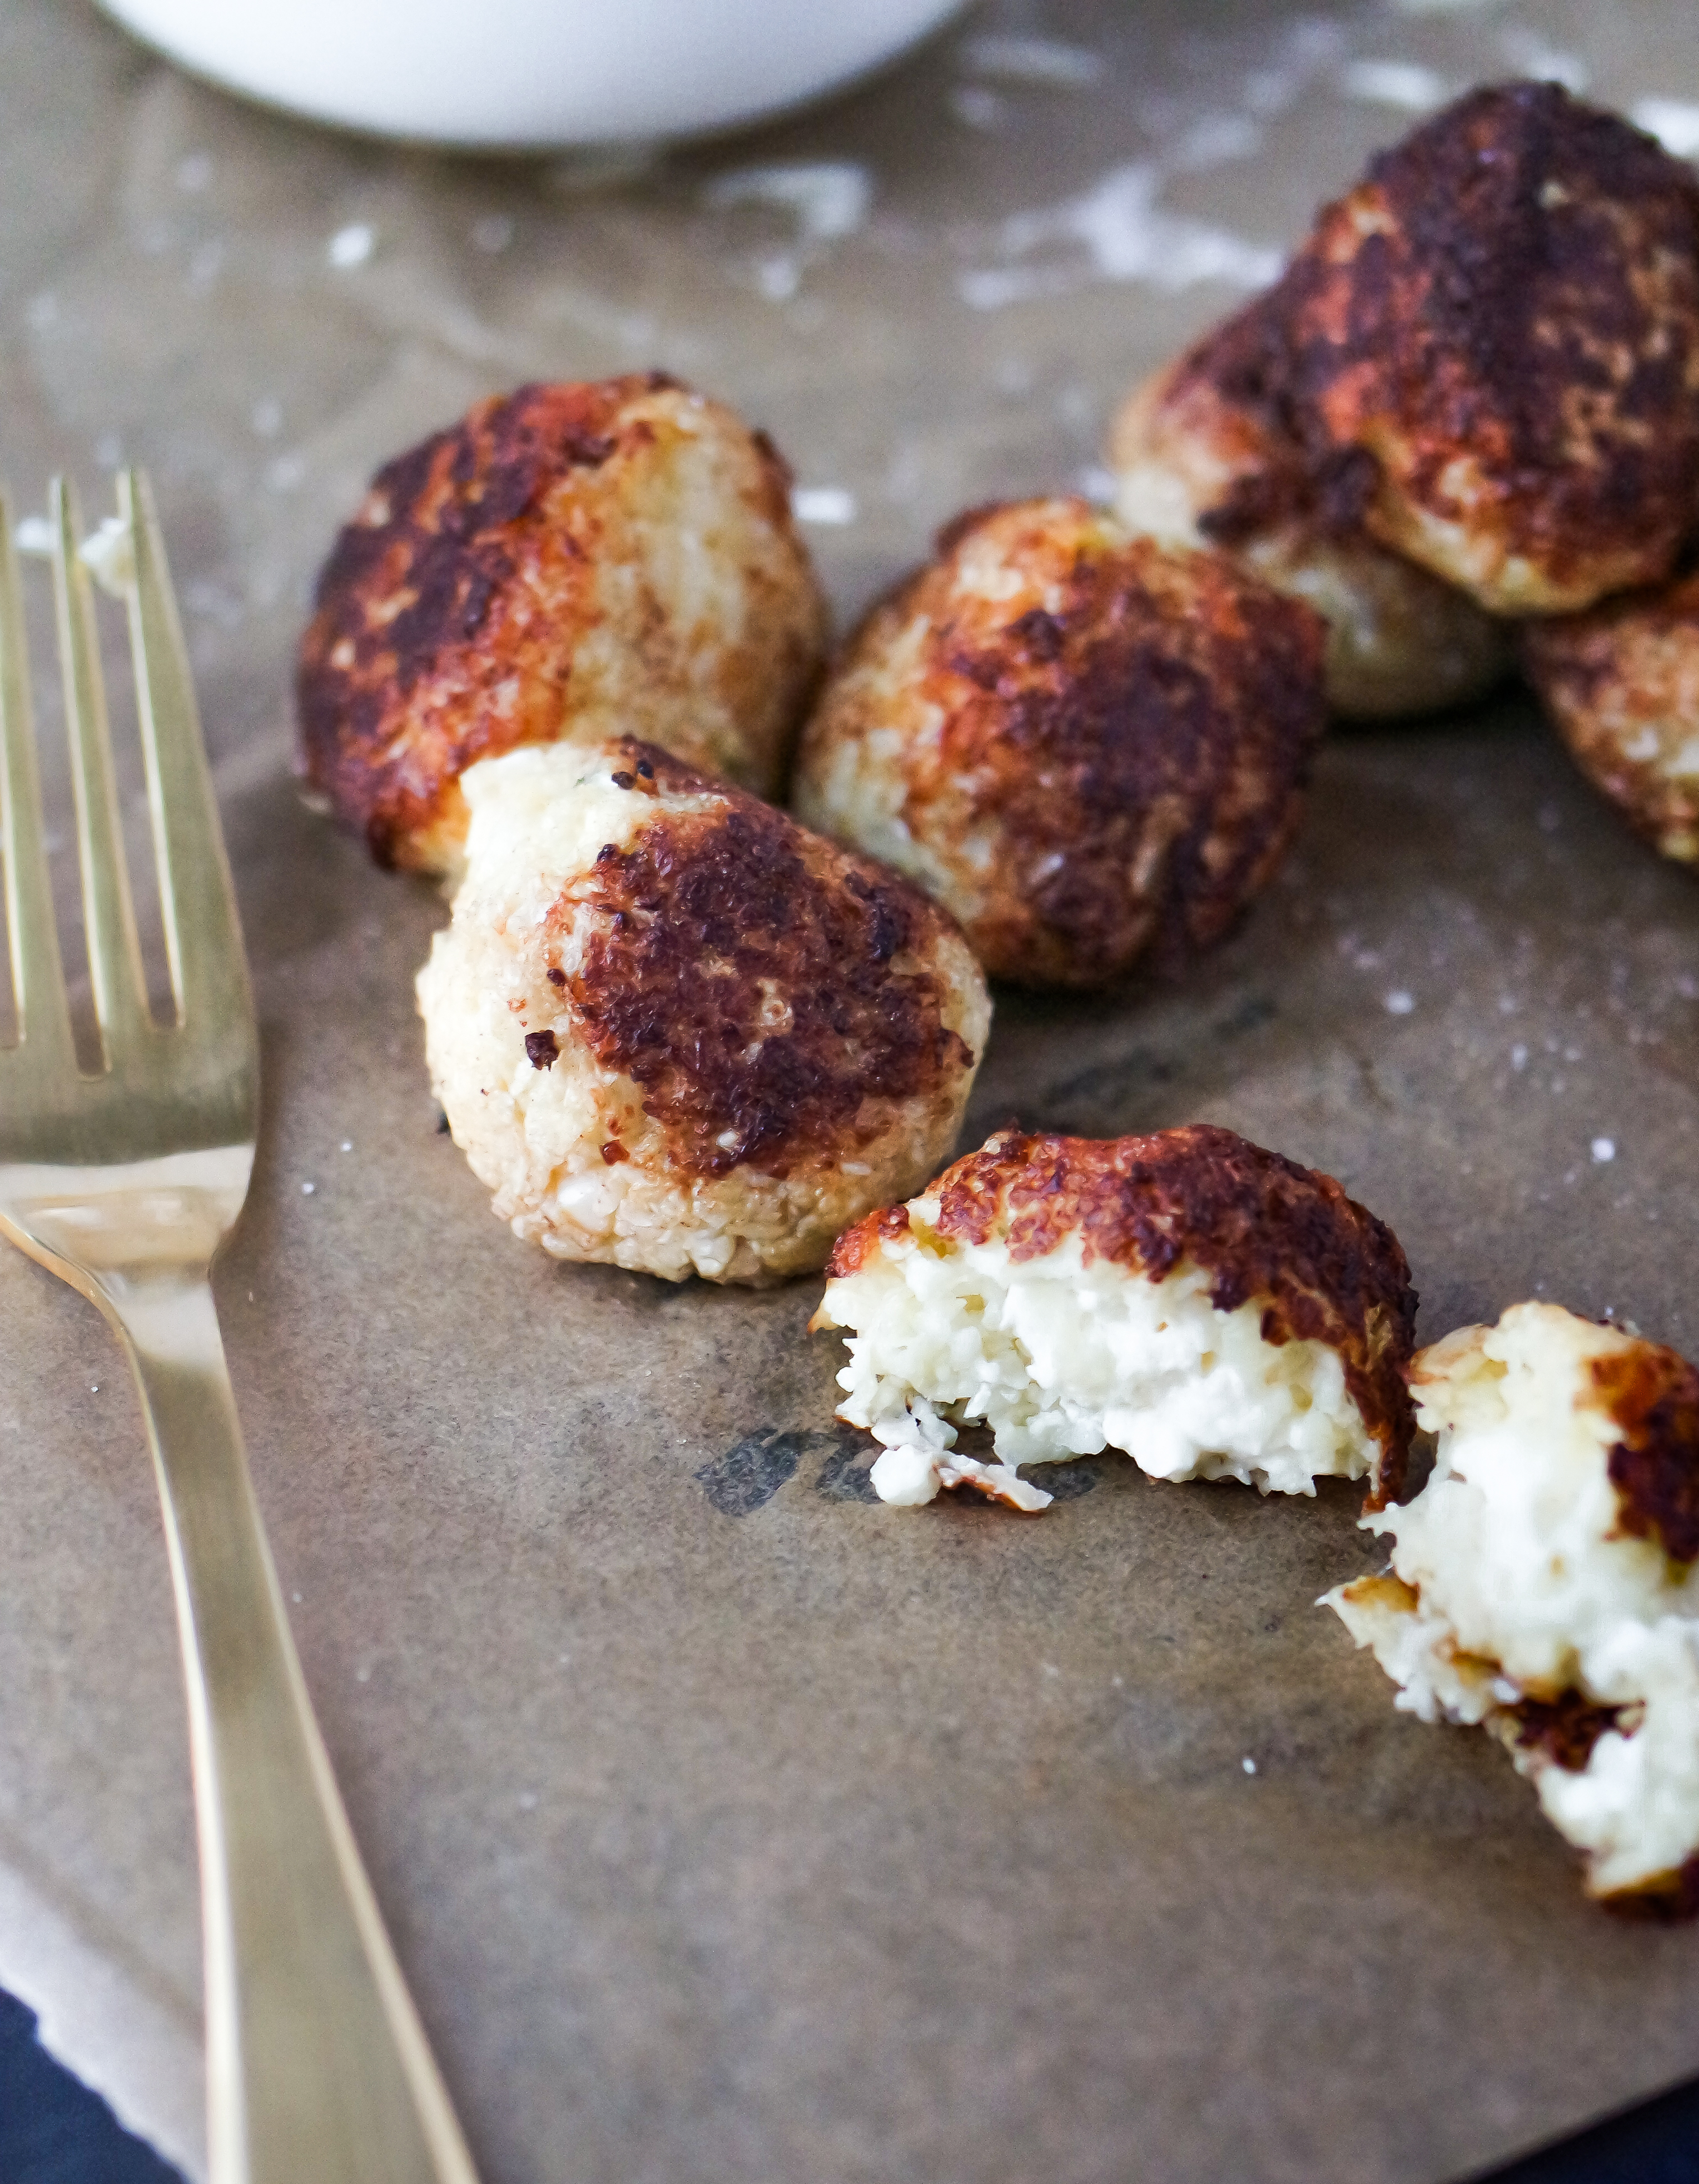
xmin=812 ymin=1125 xmax=1416 ymax=1510
xmin=1326 ymin=1302 xmax=1699 ymax=1913
xmin=792 ymin=499 xmax=1327 ymax=990
xmin=1110 ymin=321 xmax=1511 ymax=720
xmin=418 ymin=738 xmax=990 ymax=1285
xmin=1522 ymin=571 xmax=1699 ymax=865
xmin=1279 ymin=83 xmax=1699 ymax=615
xmin=299 ymin=375 xmax=827 ymax=875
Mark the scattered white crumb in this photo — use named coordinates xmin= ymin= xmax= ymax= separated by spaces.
xmin=962 ymin=164 xmax=1281 ymax=310
xmin=265 ymin=452 xmax=306 ymax=493
xmin=1592 ymin=1137 xmax=1616 ymax=1164
xmin=950 ymin=85 xmax=1005 ymax=130
xmin=1338 ymin=59 xmax=1447 ymax=111
xmin=960 ymin=33 xmax=1105 ymax=87
xmin=1242 ymin=1756 xmax=1258 ymax=1775
xmin=704 ymin=162 xmax=871 ymax=241
xmin=340 ymin=1140 xmax=354 ymax=1153
xmin=1169 ymin=113 xmax=1264 ymax=173
xmin=1632 ymin=98 xmax=1699 ymax=157
xmin=791 ymin=486 xmax=857 ymax=526
xmin=1498 ymin=32 xmax=1588 ymax=94
xmin=518 ymin=1790 xmax=538 ymax=1810
xmin=1384 ymin=989 xmax=1415 ymax=1016
xmin=13 ymin=515 xmax=53 ymax=558
xmin=78 ymin=515 xmax=135 ymax=600
xmin=1512 ymin=1044 xmax=1528 ymax=1071
xmin=300 ymin=1180 xmax=316 ymax=1196
xmin=355 ymin=1663 xmax=371 ymax=1683
xmin=291 ymin=1590 xmax=302 ymax=1603
xmin=327 ymin=222 xmax=375 ymax=270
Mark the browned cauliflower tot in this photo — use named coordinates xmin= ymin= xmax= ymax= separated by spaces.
xmin=299 ymin=374 xmax=827 ymax=876
xmin=1522 ymin=572 xmax=1699 ymax=865
xmin=1327 ymin=1303 xmax=1699 ymax=1915
xmin=1277 ymin=82 xmax=1699 ymax=616
xmin=812 ymin=1125 xmax=1415 ymax=1510
xmin=791 ymin=499 xmax=1327 ymax=990
xmin=1110 ymin=310 xmax=1511 ymax=720
xmin=416 ymin=737 xmax=989 ymax=1285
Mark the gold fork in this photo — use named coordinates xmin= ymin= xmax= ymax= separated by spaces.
xmin=0 ymin=473 xmax=479 ymax=2184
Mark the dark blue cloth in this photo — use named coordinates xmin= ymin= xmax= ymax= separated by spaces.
xmin=0 ymin=1979 xmax=1693 ymax=2182
xmin=0 ymin=1990 xmax=180 ymax=2183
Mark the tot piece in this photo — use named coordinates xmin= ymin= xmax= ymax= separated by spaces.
xmin=298 ymin=374 xmax=828 ymax=875
xmin=1325 ymin=1302 xmax=1699 ymax=1913
xmin=1277 ymin=81 xmax=1699 ymax=615
xmin=416 ymin=737 xmax=989 ymax=1286
xmin=1522 ymin=572 xmax=1699 ymax=865
xmin=811 ymin=1124 xmax=1416 ymax=1510
xmin=791 ymin=499 xmax=1327 ymax=990
xmin=1110 ymin=316 xmax=1512 ymax=720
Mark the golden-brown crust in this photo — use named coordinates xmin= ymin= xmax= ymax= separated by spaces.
xmin=1522 ymin=572 xmax=1699 ymax=863
xmin=1277 ymin=82 xmax=1699 ymax=613
xmin=1601 ymin=1852 xmax=1699 ymax=1921
xmin=296 ymin=376 xmax=826 ymax=871
xmin=551 ymin=740 xmax=978 ymax=1181
xmin=794 ymin=499 xmax=1327 ymax=989
xmin=828 ymin=1123 xmax=1417 ymax=1496
xmin=1588 ymin=1339 xmax=1699 ymax=1568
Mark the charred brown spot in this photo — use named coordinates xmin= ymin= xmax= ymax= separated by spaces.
xmin=600 ymin=1141 xmax=630 ymax=1165
xmin=525 ymin=1029 xmax=559 ymax=1070
xmin=1592 ymin=1341 xmax=1699 ymax=1566
xmin=1509 ymin=1689 xmax=1626 ymax=1772
xmin=556 ymin=741 xmax=973 ymax=1180
xmin=547 ymin=967 xmax=567 ymax=988
xmin=610 ymin=770 xmax=635 ymax=789
xmin=925 ymin=1124 xmax=1417 ymax=1499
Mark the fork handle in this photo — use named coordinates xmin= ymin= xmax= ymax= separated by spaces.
xmin=107 ymin=1272 xmax=480 ymax=2184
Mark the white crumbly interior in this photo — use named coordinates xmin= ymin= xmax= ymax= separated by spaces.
xmin=1324 ymin=1301 xmax=1699 ymax=1899
xmin=416 ymin=744 xmax=986 ymax=1285
xmin=815 ymin=1213 xmax=1378 ymax=1508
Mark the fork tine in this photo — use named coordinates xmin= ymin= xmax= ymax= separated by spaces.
xmin=120 ymin=469 xmax=252 ymax=1041
xmin=0 ymin=487 xmax=76 ymax=1074
xmin=51 ymin=475 xmax=151 ymax=1062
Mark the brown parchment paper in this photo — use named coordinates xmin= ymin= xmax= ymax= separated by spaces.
xmin=4 ymin=1 xmax=1699 ymax=2177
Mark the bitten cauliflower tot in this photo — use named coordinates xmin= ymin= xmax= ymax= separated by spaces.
xmin=1326 ymin=1302 xmax=1699 ymax=1914
xmin=811 ymin=1125 xmax=1416 ymax=1510
xmin=791 ymin=499 xmax=1327 ymax=989
xmin=1110 ymin=310 xmax=1511 ymax=720
xmin=1522 ymin=571 xmax=1699 ymax=865
xmin=1278 ymin=82 xmax=1699 ymax=615
xmin=299 ymin=374 xmax=827 ymax=875
xmin=418 ymin=738 xmax=989 ymax=1285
